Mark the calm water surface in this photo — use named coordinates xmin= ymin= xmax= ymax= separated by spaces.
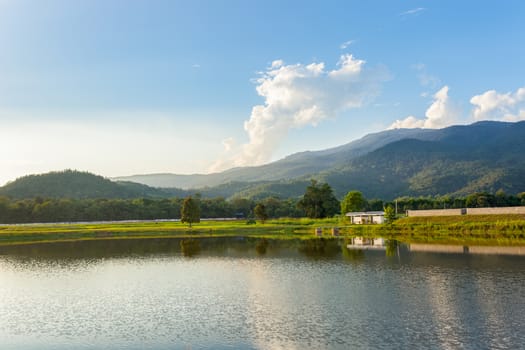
xmin=0 ymin=238 xmax=524 ymax=349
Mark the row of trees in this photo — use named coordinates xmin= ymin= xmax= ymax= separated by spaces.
xmin=393 ymin=191 xmax=525 ymax=212
xmin=0 ymin=195 xmax=305 ymax=224
xmin=1 ymin=182 xmax=524 ymax=224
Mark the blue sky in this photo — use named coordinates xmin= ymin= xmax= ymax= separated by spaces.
xmin=1 ymin=0 xmax=524 ymax=184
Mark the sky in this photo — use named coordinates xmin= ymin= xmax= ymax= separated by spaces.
xmin=1 ymin=0 xmax=524 ymax=185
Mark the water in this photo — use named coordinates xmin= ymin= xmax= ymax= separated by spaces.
xmin=1 ymin=238 xmax=524 ymax=349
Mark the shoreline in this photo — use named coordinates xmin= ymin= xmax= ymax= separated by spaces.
xmin=1 ymin=215 xmax=525 ymax=246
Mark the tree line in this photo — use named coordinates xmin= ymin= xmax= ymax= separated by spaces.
xmin=0 ymin=181 xmax=524 ymax=224
xmin=0 ymin=195 xmax=304 ymax=224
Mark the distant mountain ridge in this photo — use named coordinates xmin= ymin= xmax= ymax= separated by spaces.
xmin=113 ymin=127 xmax=437 ymax=189
xmin=114 ymin=121 xmax=525 ymax=198
xmin=2 ymin=121 xmax=525 ymax=200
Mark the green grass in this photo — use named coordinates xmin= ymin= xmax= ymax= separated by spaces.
xmin=1 ymin=215 xmax=524 ymax=246
xmin=0 ymin=219 xmax=325 ymax=245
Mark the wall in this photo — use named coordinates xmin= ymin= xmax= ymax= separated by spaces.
xmin=406 ymin=209 xmax=465 ymax=217
xmin=407 ymin=206 xmax=525 ymax=217
xmin=466 ymin=207 xmax=525 ymax=215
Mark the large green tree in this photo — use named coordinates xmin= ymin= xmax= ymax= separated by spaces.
xmin=254 ymin=203 xmax=268 ymax=223
xmin=340 ymin=190 xmax=367 ymax=214
xmin=181 ymin=196 xmax=201 ymax=227
xmin=297 ymin=180 xmax=340 ymax=218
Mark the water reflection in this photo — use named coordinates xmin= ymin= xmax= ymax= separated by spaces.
xmin=0 ymin=238 xmax=524 ymax=349
xmin=255 ymin=238 xmax=268 ymax=255
xmin=297 ymin=238 xmax=340 ymax=258
xmin=385 ymin=239 xmax=398 ymax=257
xmin=1 ymin=237 xmax=524 ymax=261
xmin=180 ymin=239 xmax=201 ymax=257
xmin=341 ymin=247 xmax=365 ymax=262
xmin=410 ymin=243 xmax=525 ymax=255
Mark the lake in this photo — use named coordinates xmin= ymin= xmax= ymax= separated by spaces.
xmin=1 ymin=238 xmax=524 ymax=349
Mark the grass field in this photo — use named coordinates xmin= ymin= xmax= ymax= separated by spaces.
xmin=0 ymin=218 xmax=337 ymax=245
xmin=0 ymin=215 xmax=524 ymax=246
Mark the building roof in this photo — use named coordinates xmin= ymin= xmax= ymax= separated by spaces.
xmin=345 ymin=211 xmax=385 ymax=217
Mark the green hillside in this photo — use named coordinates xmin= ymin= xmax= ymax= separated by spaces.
xmin=0 ymin=170 xmax=188 ymax=199
xmin=319 ymin=121 xmax=525 ymax=198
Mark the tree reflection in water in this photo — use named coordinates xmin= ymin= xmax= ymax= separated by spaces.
xmin=180 ymin=239 xmax=201 ymax=257
xmin=341 ymin=245 xmax=365 ymax=261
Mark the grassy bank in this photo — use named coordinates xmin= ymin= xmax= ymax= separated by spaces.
xmin=348 ymin=214 xmax=525 ymax=245
xmin=0 ymin=214 xmax=524 ymax=246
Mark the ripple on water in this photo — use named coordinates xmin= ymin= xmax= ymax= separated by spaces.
xmin=0 ymin=247 xmax=525 ymax=349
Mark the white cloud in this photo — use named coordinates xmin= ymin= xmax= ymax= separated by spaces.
xmin=470 ymin=87 xmax=525 ymax=121
xmin=339 ymin=40 xmax=355 ymax=49
xmin=210 ymin=53 xmax=388 ymax=171
xmin=389 ymin=86 xmax=460 ymax=129
xmin=400 ymin=7 xmax=426 ymax=16
xmin=425 ymin=86 xmax=459 ymax=128
xmin=389 ymin=115 xmax=425 ymax=129
xmin=221 ymin=137 xmax=236 ymax=152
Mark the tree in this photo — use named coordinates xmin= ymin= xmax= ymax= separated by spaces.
xmin=341 ymin=191 xmax=367 ymax=214
xmin=230 ymin=197 xmax=254 ymax=218
xmin=254 ymin=203 xmax=268 ymax=223
xmin=384 ymin=205 xmax=396 ymax=224
xmin=297 ymin=180 xmax=340 ymax=218
xmin=495 ymin=189 xmax=508 ymax=206
xmin=466 ymin=192 xmax=495 ymax=208
xmin=181 ymin=196 xmax=200 ymax=228
xmin=518 ymin=192 xmax=525 ymax=206
xmin=367 ymin=198 xmax=384 ymax=211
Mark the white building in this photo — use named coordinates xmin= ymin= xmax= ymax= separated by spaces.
xmin=345 ymin=211 xmax=385 ymax=224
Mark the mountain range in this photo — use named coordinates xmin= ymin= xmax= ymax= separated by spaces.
xmin=114 ymin=127 xmax=434 ymax=189
xmin=114 ymin=121 xmax=525 ymax=199
xmin=2 ymin=121 xmax=525 ymax=200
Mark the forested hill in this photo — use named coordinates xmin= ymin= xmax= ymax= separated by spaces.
xmin=0 ymin=170 xmax=187 ymax=199
xmin=320 ymin=121 xmax=525 ymax=199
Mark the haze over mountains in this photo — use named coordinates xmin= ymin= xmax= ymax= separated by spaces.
xmin=2 ymin=121 xmax=524 ymax=200
xmin=113 ymin=121 xmax=525 ymax=199
xmin=114 ymin=127 xmax=435 ymax=189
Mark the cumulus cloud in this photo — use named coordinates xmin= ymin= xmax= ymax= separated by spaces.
xmin=389 ymin=86 xmax=460 ymax=129
xmin=389 ymin=115 xmax=424 ymax=129
xmin=470 ymin=87 xmax=525 ymax=121
xmin=210 ymin=54 xmax=388 ymax=171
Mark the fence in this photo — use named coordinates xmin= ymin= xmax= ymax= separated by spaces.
xmin=407 ymin=206 xmax=525 ymax=217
